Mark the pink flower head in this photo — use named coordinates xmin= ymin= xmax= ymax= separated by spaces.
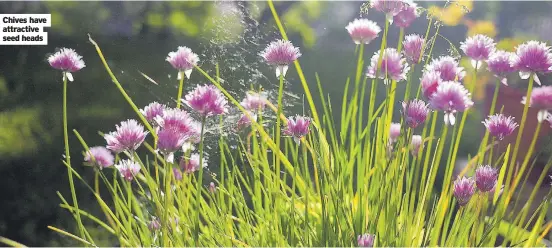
xmin=475 ymin=165 xmax=498 ymax=192
xmin=148 ymin=217 xmax=161 ymax=231
xmin=345 ymin=19 xmax=381 ymax=45
xmin=173 ymin=167 xmax=183 ymax=181
xmin=482 ymin=114 xmax=518 ymax=140
xmin=420 ymin=70 xmax=442 ymax=99
xmin=284 ymin=115 xmax=311 ymax=144
xmin=486 ymin=50 xmax=516 ymax=85
xmin=453 ymin=176 xmax=476 ymax=206
xmin=236 ymin=112 xmax=257 ymax=131
xmin=366 ymin=48 xmax=410 ymax=83
xmin=166 ymin=46 xmax=199 ymax=79
xmin=389 ymin=122 xmax=401 ymax=143
xmin=425 ymin=56 xmax=466 ymax=81
xmin=410 ymin=135 xmax=423 ymax=157
xmin=241 ymin=92 xmax=267 ymax=111
xmin=371 ymin=0 xmax=408 ymax=23
xmin=511 ymin=41 xmax=552 ymax=84
xmin=140 ymin=102 xmax=166 ymax=124
xmin=105 ymin=119 xmax=149 ymax=153
xmin=522 ymin=86 xmax=552 ymax=122
xmin=209 ymin=182 xmax=217 ymax=193
xmin=357 ymin=233 xmax=375 ymax=247
xmin=393 ymin=2 xmax=418 ymax=28
xmin=260 ymin=39 xmax=301 ymax=77
xmin=460 ymin=34 xmax=496 ymax=69
xmin=157 ymin=127 xmax=189 ymax=155
xmin=115 ymin=159 xmax=141 ymax=181
xmin=47 ymin=48 xmax=85 ymax=82
xmin=84 ymin=146 xmax=114 ymax=169
xmin=156 ymin=108 xmax=199 ymax=136
xmin=180 ymin=153 xmax=207 ymax=174
xmin=403 ymin=34 xmax=425 ymax=64
xmin=402 ymin=99 xmax=430 ymax=128
xmin=429 ymin=81 xmax=474 ymax=125
xmin=183 ymin=85 xmax=228 ymax=117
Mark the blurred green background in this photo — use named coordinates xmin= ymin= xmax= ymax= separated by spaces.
xmin=1 ymin=1 xmax=552 ymax=246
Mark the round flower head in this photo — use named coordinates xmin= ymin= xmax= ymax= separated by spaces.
xmin=486 ymin=50 xmax=516 ymax=85
xmin=389 ymin=122 xmax=401 ymax=143
xmin=115 ymin=159 xmax=141 ymax=181
xmin=511 ymin=41 xmax=552 ymax=85
xmin=241 ymin=92 xmax=267 ymax=111
xmin=429 ymin=81 xmax=474 ymax=125
xmin=156 ymin=108 xmax=199 ymax=137
xmin=105 ymin=119 xmax=149 ymax=153
xmin=453 ymin=176 xmax=476 ymax=206
xmin=425 ymin=56 xmax=466 ymax=81
xmin=284 ymin=115 xmax=311 ymax=144
xmin=393 ymin=2 xmax=418 ymax=28
xmin=345 ymin=19 xmax=381 ymax=45
xmin=371 ymin=0 xmax=408 ymax=23
xmin=47 ymin=48 xmax=85 ymax=82
xmin=236 ymin=112 xmax=257 ymax=131
xmin=183 ymin=85 xmax=229 ymax=117
xmin=180 ymin=153 xmax=207 ymax=174
xmin=166 ymin=46 xmax=199 ymax=80
xmin=522 ymin=86 xmax=552 ymax=122
xmin=260 ymin=39 xmax=301 ymax=77
xmin=410 ymin=135 xmax=423 ymax=157
xmin=357 ymin=233 xmax=375 ymax=247
xmin=403 ymin=34 xmax=425 ymax=64
xmin=84 ymin=146 xmax=114 ymax=169
xmin=475 ymin=165 xmax=498 ymax=192
xmin=140 ymin=102 xmax=166 ymax=124
xmin=402 ymin=99 xmax=430 ymax=128
xmin=460 ymin=34 xmax=496 ymax=69
xmin=157 ymin=127 xmax=189 ymax=155
xmin=366 ymin=48 xmax=410 ymax=84
xmin=420 ymin=70 xmax=442 ymax=99
xmin=482 ymin=114 xmax=518 ymax=140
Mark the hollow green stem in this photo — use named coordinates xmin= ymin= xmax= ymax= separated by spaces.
xmin=176 ymin=73 xmax=185 ymax=109
xmin=195 ymin=116 xmax=207 ymax=246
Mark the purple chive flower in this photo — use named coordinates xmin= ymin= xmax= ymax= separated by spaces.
xmin=475 ymin=165 xmax=498 ymax=192
xmin=115 ymin=159 xmax=141 ymax=181
xmin=166 ymin=46 xmax=199 ymax=80
xmin=393 ymin=2 xmax=418 ymax=28
xmin=260 ymin=39 xmax=301 ymax=77
xmin=105 ymin=119 xmax=149 ymax=153
xmin=180 ymin=153 xmax=207 ymax=174
xmin=482 ymin=114 xmax=518 ymax=140
xmin=84 ymin=146 xmax=114 ymax=169
xmin=429 ymin=81 xmax=474 ymax=125
xmin=460 ymin=34 xmax=496 ymax=69
xmin=345 ymin=19 xmax=382 ymax=45
xmin=453 ymin=176 xmax=476 ymax=206
xmin=403 ymin=34 xmax=425 ymax=64
xmin=241 ymin=92 xmax=267 ymax=111
xmin=173 ymin=167 xmax=183 ymax=181
xmin=511 ymin=41 xmax=552 ymax=85
xmin=366 ymin=48 xmax=410 ymax=84
xmin=357 ymin=233 xmax=376 ymax=247
xmin=486 ymin=50 xmax=516 ymax=85
xmin=420 ymin=70 xmax=442 ymax=99
xmin=47 ymin=48 xmax=85 ymax=82
xmin=284 ymin=115 xmax=311 ymax=144
xmin=157 ymin=108 xmax=200 ymax=136
xmin=522 ymin=86 xmax=552 ymax=122
xmin=183 ymin=85 xmax=228 ymax=117
xmin=389 ymin=122 xmax=401 ymax=143
xmin=209 ymin=182 xmax=216 ymax=193
xmin=410 ymin=135 xmax=423 ymax=157
xmin=148 ymin=217 xmax=161 ymax=231
xmin=140 ymin=102 xmax=166 ymax=124
xmin=236 ymin=112 xmax=257 ymax=131
xmin=402 ymin=99 xmax=430 ymax=128
xmin=425 ymin=56 xmax=466 ymax=81
xmin=371 ymin=0 xmax=408 ymax=23
xmin=157 ymin=127 xmax=189 ymax=155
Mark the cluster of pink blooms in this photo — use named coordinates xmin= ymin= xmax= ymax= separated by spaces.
xmin=236 ymin=92 xmax=268 ymax=130
xmin=284 ymin=115 xmax=311 ymax=144
xmin=357 ymin=233 xmax=376 ymax=247
xmin=366 ymin=48 xmax=410 ymax=84
xmin=453 ymin=165 xmax=498 ymax=206
xmin=166 ymin=46 xmax=199 ymax=80
xmin=84 ymin=146 xmax=114 ymax=169
xmin=47 ymin=48 xmax=85 ymax=82
xmin=522 ymin=85 xmax=552 ymax=122
xmin=482 ymin=114 xmax=518 ymax=140
xmin=259 ymin=39 xmax=302 ymax=77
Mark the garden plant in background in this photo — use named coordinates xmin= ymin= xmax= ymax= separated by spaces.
xmin=22 ymin=0 xmax=552 ymax=247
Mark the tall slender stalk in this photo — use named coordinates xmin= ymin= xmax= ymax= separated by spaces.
xmin=275 ymin=74 xmax=285 ymax=185
xmin=195 ymin=116 xmax=207 ymax=246
xmin=176 ymin=73 xmax=185 ymax=109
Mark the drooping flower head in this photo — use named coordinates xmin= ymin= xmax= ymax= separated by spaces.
xmin=284 ymin=115 xmax=311 ymax=144
xmin=460 ymin=34 xmax=496 ymax=69
xmin=241 ymin=92 xmax=267 ymax=111
xmin=511 ymin=41 xmax=552 ymax=84
xmin=420 ymin=70 xmax=442 ymax=99
xmin=47 ymin=48 xmax=85 ymax=82
xmin=260 ymin=39 xmax=301 ymax=77
xmin=403 ymin=34 xmax=425 ymax=64
xmin=115 ymin=159 xmax=141 ymax=181
xmin=357 ymin=233 xmax=376 ymax=247
xmin=366 ymin=48 xmax=410 ymax=83
xmin=389 ymin=122 xmax=401 ymax=143
xmin=429 ymin=81 xmax=474 ymax=125
xmin=482 ymin=114 xmax=518 ymax=140
xmin=475 ymin=165 xmax=498 ymax=192
xmin=486 ymin=50 xmax=516 ymax=85
xmin=522 ymin=86 xmax=552 ymax=122
xmin=410 ymin=135 xmax=423 ymax=157
xmin=425 ymin=56 xmax=466 ymax=81
xmin=345 ymin=19 xmax=381 ymax=45
xmin=184 ymin=85 xmax=228 ymax=117
xmin=105 ymin=119 xmax=149 ymax=153
xmin=180 ymin=153 xmax=207 ymax=174
xmin=84 ymin=146 xmax=114 ymax=169
xmin=453 ymin=176 xmax=476 ymax=206
xmin=393 ymin=1 xmax=418 ymax=28
xmin=166 ymin=46 xmax=199 ymax=79
xmin=370 ymin=0 xmax=408 ymax=23
xmin=402 ymin=99 xmax=430 ymax=128
xmin=157 ymin=127 xmax=189 ymax=155
xmin=140 ymin=102 xmax=166 ymax=124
